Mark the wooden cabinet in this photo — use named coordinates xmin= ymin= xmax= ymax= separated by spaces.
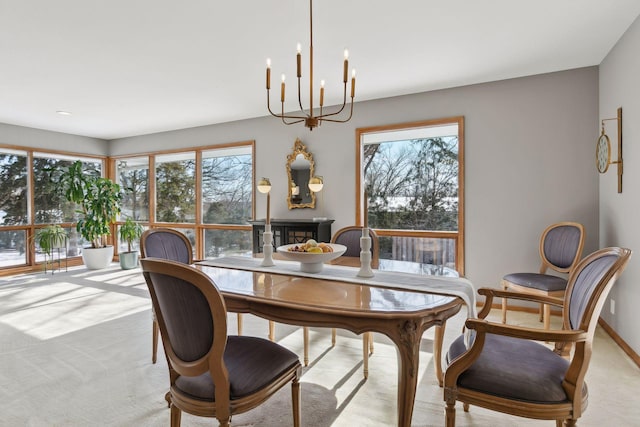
xmin=250 ymin=219 xmax=334 ymax=253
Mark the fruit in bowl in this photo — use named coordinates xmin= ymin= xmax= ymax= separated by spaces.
xmin=287 ymin=239 xmax=334 ymax=254
xmin=277 ymin=242 xmax=346 ymax=273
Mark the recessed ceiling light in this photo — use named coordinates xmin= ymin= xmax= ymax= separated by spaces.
xmin=56 ymin=110 xmax=72 ymax=116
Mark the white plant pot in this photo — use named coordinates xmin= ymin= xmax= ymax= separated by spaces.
xmin=82 ymin=246 xmax=114 ymax=270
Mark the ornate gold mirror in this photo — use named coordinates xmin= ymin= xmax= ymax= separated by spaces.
xmin=286 ymin=138 xmax=316 ymax=209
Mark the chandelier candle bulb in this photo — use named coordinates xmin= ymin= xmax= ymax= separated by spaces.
xmin=320 ymin=80 xmax=325 ymax=106
xmin=281 ymin=74 xmax=286 ymax=102
xmin=296 ymin=43 xmax=302 ymax=77
xmin=266 ymin=59 xmax=271 ymax=89
xmin=351 ymin=70 xmax=356 ymax=98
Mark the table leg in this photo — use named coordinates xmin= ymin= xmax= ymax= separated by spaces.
xmin=434 ymin=322 xmax=446 ymax=387
xmin=391 ymin=319 xmax=423 ymax=427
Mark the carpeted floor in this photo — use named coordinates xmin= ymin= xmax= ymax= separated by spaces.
xmin=1 ymin=264 xmax=639 ymax=426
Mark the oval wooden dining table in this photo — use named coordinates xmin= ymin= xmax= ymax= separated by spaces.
xmin=195 ymin=261 xmax=464 ymax=427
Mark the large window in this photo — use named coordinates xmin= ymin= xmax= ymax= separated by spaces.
xmin=357 ymin=117 xmax=465 ymax=274
xmin=113 ymin=141 xmax=254 ymax=262
xmin=0 ymin=149 xmax=104 ymax=269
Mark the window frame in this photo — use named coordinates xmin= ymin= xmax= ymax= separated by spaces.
xmin=355 ymin=117 xmax=465 ymax=275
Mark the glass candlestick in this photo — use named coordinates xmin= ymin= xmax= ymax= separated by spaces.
xmin=357 ymin=227 xmax=374 ymax=278
xmin=261 ymin=224 xmax=275 ymax=267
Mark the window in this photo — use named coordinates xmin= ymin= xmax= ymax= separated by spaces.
xmin=155 ymin=152 xmax=196 ymax=223
xmin=357 ymin=117 xmax=465 ymax=274
xmin=116 ymin=157 xmax=149 ymax=221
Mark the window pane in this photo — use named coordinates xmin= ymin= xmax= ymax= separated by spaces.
xmin=203 ymin=229 xmax=252 ymax=259
xmin=202 ymin=147 xmax=252 ymax=225
xmin=363 ymin=127 xmax=459 ymax=231
xmin=33 ymin=154 xmax=101 ymax=224
xmin=0 ymin=229 xmax=27 ymax=267
xmin=0 ymin=150 xmax=28 ymax=226
xmin=155 ymin=153 xmax=196 ymax=223
xmin=378 ymin=235 xmax=457 ymax=274
xmin=117 ymin=157 xmax=149 ymax=221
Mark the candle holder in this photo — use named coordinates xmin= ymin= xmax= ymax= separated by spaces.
xmin=357 ymin=227 xmax=374 ymax=278
xmin=261 ymin=224 xmax=275 ymax=267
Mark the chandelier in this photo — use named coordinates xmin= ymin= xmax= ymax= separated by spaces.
xmin=265 ymin=0 xmax=356 ymax=130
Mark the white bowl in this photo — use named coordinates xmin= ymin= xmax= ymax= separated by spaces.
xmin=276 ymin=243 xmax=347 ymax=273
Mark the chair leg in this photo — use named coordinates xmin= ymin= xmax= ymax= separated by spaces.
xmin=368 ymin=332 xmax=374 ymax=354
xmin=463 ymin=402 xmax=470 ymax=412
xmin=539 ymin=302 xmax=544 ymax=322
xmin=363 ymin=333 xmax=369 ymax=379
xmin=445 ymin=401 xmax=456 ymax=427
xmin=501 ymin=293 xmax=508 ymax=324
xmin=303 ymin=327 xmax=309 ymax=366
xmin=331 ymin=328 xmax=337 ymax=346
xmin=268 ymin=320 xmax=275 ymax=341
xmin=165 ymin=391 xmax=171 ymax=408
xmin=555 ymin=420 xmax=564 ymax=427
xmin=236 ymin=313 xmax=243 ymax=335
xmin=152 ymin=318 xmax=159 ymax=364
xmin=543 ymin=303 xmax=551 ymax=330
xmin=170 ymin=403 xmax=181 ymax=427
xmin=291 ymin=376 xmax=301 ymax=427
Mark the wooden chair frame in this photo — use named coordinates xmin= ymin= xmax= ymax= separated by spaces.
xmin=502 ymin=222 xmax=585 ymax=329
xmin=142 ymin=258 xmax=302 ymax=427
xmin=445 ymin=247 xmax=631 ymax=427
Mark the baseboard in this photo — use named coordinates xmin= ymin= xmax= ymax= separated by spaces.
xmin=487 ymin=302 xmax=640 ymax=369
xmin=597 ymin=318 xmax=640 ymax=368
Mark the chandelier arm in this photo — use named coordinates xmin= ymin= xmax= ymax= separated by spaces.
xmin=316 ymin=82 xmax=349 ymax=119
xmin=267 ymin=90 xmax=312 ymax=121
xmin=297 ymin=77 xmax=307 ymax=114
xmin=318 ymin=101 xmax=354 ymax=124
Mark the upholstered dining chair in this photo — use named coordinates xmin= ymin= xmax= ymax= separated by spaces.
xmin=140 ymin=228 xmax=194 ymax=365
xmin=444 ymin=246 xmax=631 ymax=427
xmin=140 ymin=228 xmax=247 ymax=365
xmin=501 ymin=222 xmax=585 ymax=329
xmin=304 ymin=226 xmax=379 ymax=378
xmin=141 ymin=258 xmax=302 ymax=427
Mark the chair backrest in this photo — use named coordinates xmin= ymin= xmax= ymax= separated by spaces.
xmin=140 ymin=228 xmax=193 ymax=265
xmin=539 ymin=222 xmax=585 ymax=274
xmin=331 ymin=225 xmax=380 ymax=268
xmin=141 ymin=258 xmax=230 ymax=399
xmin=560 ymin=247 xmax=631 ymax=398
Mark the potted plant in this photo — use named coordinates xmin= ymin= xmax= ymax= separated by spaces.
xmin=58 ymin=161 xmax=124 ymax=269
xmin=33 ymin=224 xmax=68 ymax=272
xmin=119 ymin=217 xmax=144 ymax=270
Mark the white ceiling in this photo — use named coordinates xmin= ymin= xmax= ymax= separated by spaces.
xmin=1 ymin=0 xmax=639 ymax=140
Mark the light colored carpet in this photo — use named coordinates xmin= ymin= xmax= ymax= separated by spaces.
xmin=1 ymin=264 xmax=639 ymax=426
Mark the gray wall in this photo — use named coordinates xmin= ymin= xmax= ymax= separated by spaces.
xmin=0 ymin=122 xmax=107 ymax=156
xmin=599 ymin=15 xmax=640 ymax=353
xmin=110 ymin=67 xmax=600 ymax=290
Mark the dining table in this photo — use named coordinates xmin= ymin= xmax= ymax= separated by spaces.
xmin=196 ymin=256 xmax=474 ymax=427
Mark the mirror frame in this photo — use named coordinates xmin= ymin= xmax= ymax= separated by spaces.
xmin=286 ymin=138 xmax=316 ymax=209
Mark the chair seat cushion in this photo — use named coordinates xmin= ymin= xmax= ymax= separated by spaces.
xmin=503 ymin=272 xmax=567 ymax=292
xmin=174 ymin=336 xmax=299 ymax=401
xmin=446 ymin=333 xmax=585 ymax=403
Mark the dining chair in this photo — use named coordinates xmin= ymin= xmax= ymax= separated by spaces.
xmin=141 ymin=258 xmax=302 ymax=427
xmin=306 ymin=226 xmax=379 ymax=378
xmin=444 ymin=246 xmax=631 ymax=427
xmin=140 ymin=228 xmax=194 ymax=365
xmin=501 ymin=222 xmax=585 ymax=329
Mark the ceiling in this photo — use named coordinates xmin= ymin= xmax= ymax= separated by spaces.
xmin=1 ymin=1 xmax=639 ymax=141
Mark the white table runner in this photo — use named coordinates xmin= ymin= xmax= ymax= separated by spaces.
xmin=198 ymin=256 xmax=476 ymax=318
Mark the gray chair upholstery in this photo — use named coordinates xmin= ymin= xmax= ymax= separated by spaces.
xmin=140 ymin=228 xmax=194 ymax=364
xmin=444 ymin=247 xmax=632 ymax=427
xmin=141 ymin=258 xmax=301 ymax=427
xmin=331 ymin=225 xmax=380 ymax=267
xmin=501 ymin=222 xmax=585 ymax=329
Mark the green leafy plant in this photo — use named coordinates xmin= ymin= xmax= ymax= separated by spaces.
xmin=34 ymin=224 xmax=68 ymax=256
xmin=119 ymin=217 xmax=144 ymax=252
xmin=58 ymin=161 xmax=124 ymax=248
